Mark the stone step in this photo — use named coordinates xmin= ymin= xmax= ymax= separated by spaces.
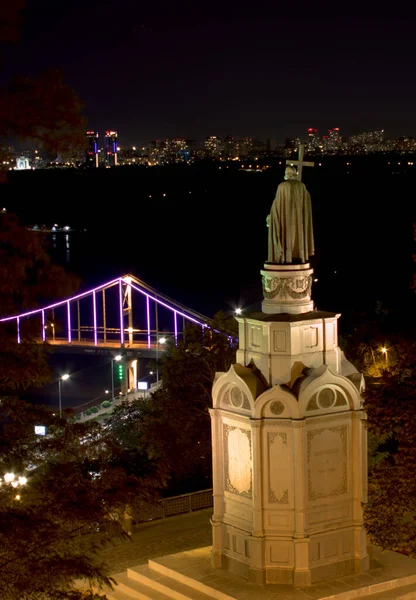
xmin=366 ymin=582 xmax=416 ymax=599
xmin=127 ymin=564 xmax=219 ymax=600
xmin=147 ymin=558 xmax=236 ymax=600
xmin=107 ymin=572 xmax=173 ymax=600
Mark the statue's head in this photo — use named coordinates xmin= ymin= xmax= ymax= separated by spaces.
xmin=284 ymin=166 xmax=298 ymax=180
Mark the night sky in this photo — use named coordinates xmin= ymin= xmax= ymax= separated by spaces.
xmin=2 ymin=5 xmax=416 ymax=145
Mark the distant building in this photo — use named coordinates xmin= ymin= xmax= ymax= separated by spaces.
xmin=104 ymin=131 xmax=118 ymax=167
xmin=348 ymin=130 xmax=385 ymax=153
xmin=86 ymin=131 xmax=99 ymax=168
xmin=323 ymin=128 xmax=342 ymax=154
xmin=223 ymin=136 xmax=237 ymax=159
xmin=149 ymin=138 xmax=192 ymax=165
xmin=15 ymin=157 xmax=30 ymax=170
xmin=306 ymin=128 xmax=320 ymax=153
xmin=205 ymin=136 xmax=223 ymax=158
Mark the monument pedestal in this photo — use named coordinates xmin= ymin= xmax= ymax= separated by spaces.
xmin=261 ymin=262 xmax=314 ymax=315
xmin=210 ymin=308 xmax=369 ymax=586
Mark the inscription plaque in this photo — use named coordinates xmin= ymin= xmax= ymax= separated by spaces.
xmin=308 ymin=426 xmax=347 ymax=500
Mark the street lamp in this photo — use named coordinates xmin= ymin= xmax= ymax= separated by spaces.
xmin=58 ymin=374 xmax=70 ymax=417
xmin=381 ymin=347 xmax=388 ymax=366
xmin=235 ymin=308 xmax=242 ymax=315
xmin=155 ymin=337 xmax=167 ymax=382
xmin=111 ymin=354 xmax=122 ymax=400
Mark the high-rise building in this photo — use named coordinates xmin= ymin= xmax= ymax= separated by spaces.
xmin=306 ymin=128 xmax=320 ymax=153
xmin=86 ymin=131 xmax=99 ymax=168
xmin=323 ymin=128 xmax=341 ymax=153
xmin=224 ymin=136 xmax=237 ymax=159
xmin=205 ymin=136 xmax=223 ymax=158
xmin=104 ymin=131 xmax=118 ymax=167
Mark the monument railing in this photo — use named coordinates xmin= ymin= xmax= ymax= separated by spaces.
xmin=133 ymin=488 xmax=213 ymax=524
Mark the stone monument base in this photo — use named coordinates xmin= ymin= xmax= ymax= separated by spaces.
xmin=101 ymin=544 xmax=416 ymax=599
xmin=261 ymin=262 xmax=314 ymax=315
xmin=211 ymin=543 xmax=369 ymax=586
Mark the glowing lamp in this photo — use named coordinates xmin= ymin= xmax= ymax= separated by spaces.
xmin=4 ymin=473 xmax=15 ymax=483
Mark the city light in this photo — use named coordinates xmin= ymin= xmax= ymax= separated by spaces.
xmin=235 ymin=308 xmax=242 ymax=315
xmin=62 ymin=374 xmax=70 ymax=381
xmin=4 ymin=473 xmax=15 ymax=483
xmin=159 ymin=337 xmax=167 ymax=344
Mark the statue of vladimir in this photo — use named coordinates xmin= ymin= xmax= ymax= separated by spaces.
xmin=266 ymin=165 xmax=315 ymax=264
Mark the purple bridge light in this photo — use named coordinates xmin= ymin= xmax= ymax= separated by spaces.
xmin=0 ymin=274 xmax=236 ymax=350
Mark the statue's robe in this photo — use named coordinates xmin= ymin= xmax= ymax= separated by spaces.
xmin=267 ymin=179 xmax=315 ymax=264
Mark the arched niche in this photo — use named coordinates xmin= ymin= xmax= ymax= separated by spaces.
xmin=212 ymin=364 xmax=261 ymax=415
xmin=297 ymin=365 xmax=362 ymax=417
xmin=254 ymin=385 xmax=300 ymax=419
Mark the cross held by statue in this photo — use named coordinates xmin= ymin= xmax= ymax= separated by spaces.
xmin=286 ymin=143 xmax=314 ymax=181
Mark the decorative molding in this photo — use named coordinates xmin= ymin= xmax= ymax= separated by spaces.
xmin=335 ymin=392 xmax=348 ymax=407
xmin=351 ymin=409 xmax=366 ymax=419
xmin=306 ymin=396 xmax=319 ymax=411
xmin=262 ymin=273 xmax=312 ymax=300
xmin=270 ymin=401 xmax=285 ymax=415
xmin=268 ymin=432 xmax=287 ymax=444
xmin=230 ymin=387 xmax=243 ymax=408
xmin=220 ymin=411 xmax=252 ymax=425
xmin=291 ymin=420 xmax=306 ymax=428
xmin=317 ymin=388 xmax=336 ymax=409
xmin=306 ymin=413 xmax=351 ymax=425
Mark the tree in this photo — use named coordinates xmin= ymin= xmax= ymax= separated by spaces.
xmin=364 ymin=341 xmax=416 ymax=557
xmin=0 ymin=214 xmax=166 ymax=598
xmin=0 ymin=213 xmax=80 ymax=392
xmin=108 ymin=312 xmax=237 ymax=494
xmin=0 ymin=69 xmax=87 ymax=157
xmin=0 ymin=398 xmax=164 ymax=600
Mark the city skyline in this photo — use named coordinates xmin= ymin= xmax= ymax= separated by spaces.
xmin=2 ymin=6 xmax=416 ymax=146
